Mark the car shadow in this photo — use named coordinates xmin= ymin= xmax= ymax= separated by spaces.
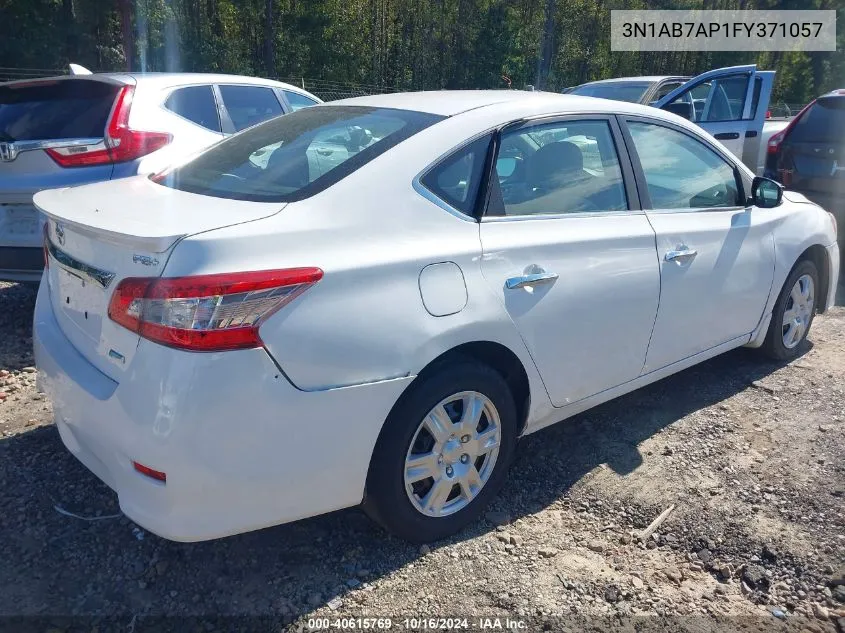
xmin=0 ymin=334 xmax=809 ymax=622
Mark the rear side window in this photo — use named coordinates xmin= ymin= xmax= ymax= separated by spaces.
xmin=164 ymin=85 xmax=221 ymax=133
xmin=219 ymin=85 xmax=283 ymax=131
xmin=0 ymin=79 xmax=119 ymax=141
xmin=283 ymin=90 xmax=319 ymax=112
xmin=789 ymin=98 xmax=845 ymax=143
xmin=420 ymin=135 xmax=492 ymax=216
xmin=156 ymin=106 xmax=443 ymax=202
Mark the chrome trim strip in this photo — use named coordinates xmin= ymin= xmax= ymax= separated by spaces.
xmin=411 ymin=178 xmax=476 ymax=222
xmin=481 ymin=209 xmax=643 ymax=222
xmin=6 ymin=137 xmax=105 ymax=154
xmin=46 ymin=238 xmax=116 ymax=289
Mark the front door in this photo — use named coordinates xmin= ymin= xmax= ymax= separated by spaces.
xmin=621 ymin=117 xmax=776 ymax=372
xmin=479 ymin=116 xmax=660 ymax=407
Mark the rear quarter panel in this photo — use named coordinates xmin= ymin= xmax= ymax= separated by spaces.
xmin=161 ymin=109 xmax=558 ymax=426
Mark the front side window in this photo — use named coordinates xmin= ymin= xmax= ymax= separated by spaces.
xmin=156 ymin=106 xmax=443 ymax=202
xmin=283 ymin=90 xmax=319 ymax=112
xmin=654 ymin=82 xmax=684 ymax=100
xmin=491 ymin=119 xmax=628 ymax=216
xmin=627 ymin=121 xmax=741 ymax=210
xmin=666 ymin=74 xmax=750 ymax=123
xmin=164 ymin=85 xmax=221 ymax=132
xmin=219 ymin=85 xmax=284 ymax=131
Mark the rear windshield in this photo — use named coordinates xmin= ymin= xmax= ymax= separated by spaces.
xmin=0 ymin=79 xmax=119 ymax=141
xmin=156 ymin=106 xmax=443 ymax=202
xmin=789 ymin=97 xmax=845 ymax=143
xmin=569 ymin=82 xmax=650 ymax=103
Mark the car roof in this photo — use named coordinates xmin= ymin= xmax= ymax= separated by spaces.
xmin=328 ymin=89 xmax=663 ymax=118
xmin=576 ymin=76 xmax=689 ymax=86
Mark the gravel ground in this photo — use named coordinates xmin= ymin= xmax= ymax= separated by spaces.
xmin=1 ymin=279 xmax=844 ymax=633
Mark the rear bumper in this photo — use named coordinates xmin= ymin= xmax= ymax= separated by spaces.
xmin=0 ymin=246 xmax=43 ymax=283
xmin=34 ymin=280 xmax=413 ymax=541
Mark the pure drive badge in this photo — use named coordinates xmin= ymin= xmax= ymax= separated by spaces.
xmin=133 ymin=254 xmax=160 ymax=266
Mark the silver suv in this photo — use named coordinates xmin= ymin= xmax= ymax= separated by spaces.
xmin=0 ymin=71 xmax=321 ymax=283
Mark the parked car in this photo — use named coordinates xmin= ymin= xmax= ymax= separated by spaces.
xmin=0 ymin=70 xmax=320 ymax=283
xmin=765 ymin=89 xmax=845 ymax=253
xmin=33 ymin=91 xmax=839 ymax=543
xmin=569 ymin=65 xmax=781 ymax=175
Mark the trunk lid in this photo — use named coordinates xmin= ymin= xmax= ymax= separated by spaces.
xmin=35 ymin=176 xmax=285 ymax=380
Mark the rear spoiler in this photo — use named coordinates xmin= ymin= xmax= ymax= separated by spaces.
xmin=0 ymin=73 xmax=133 ymax=89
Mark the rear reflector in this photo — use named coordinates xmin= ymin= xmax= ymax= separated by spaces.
xmin=46 ymin=85 xmax=172 ymax=167
xmin=133 ymin=461 xmax=167 ymax=483
xmin=108 ymin=268 xmax=323 ymax=351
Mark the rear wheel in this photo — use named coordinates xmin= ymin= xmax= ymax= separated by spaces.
xmin=363 ymin=360 xmax=517 ymax=542
xmin=761 ymin=259 xmax=818 ymax=361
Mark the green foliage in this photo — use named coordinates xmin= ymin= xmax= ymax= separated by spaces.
xmin=0 ymin=0 xmax=841 ymax=103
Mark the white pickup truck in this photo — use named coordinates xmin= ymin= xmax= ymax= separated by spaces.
xmin=568 ymin=64 xmax=785 ymax=176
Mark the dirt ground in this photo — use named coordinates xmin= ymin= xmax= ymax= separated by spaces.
xmin=1 ymin=279 xmax=844 ymax=633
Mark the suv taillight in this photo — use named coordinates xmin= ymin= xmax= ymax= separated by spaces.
xmin=767 ymin=100 xmax=816 ymax=157
xmin=46 ymin=85 xmax=172 ymax=168
xmin=107 ymin=268 xmax=323 ymax=351
xmin=767 ymin=130 xmax=785 ymax=155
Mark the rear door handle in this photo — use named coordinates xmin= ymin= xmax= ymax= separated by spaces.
xmin=664 ymin=248 xmax=698 ymax=264
xmin=714 ymin=132 xmax=740 ymax=140
xmin=506 ymin=272 xmax=559 ymax=289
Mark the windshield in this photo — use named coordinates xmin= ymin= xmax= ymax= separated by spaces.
xmin=568 ymin=82 xmax=651 ymax=103
xmin=155 ymin=106 xmax=443 ymax=202
xmin=789 ymin=97 xmax=845 ymax=144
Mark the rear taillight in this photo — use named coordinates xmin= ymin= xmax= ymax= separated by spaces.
xmin=767 ymin=100 xmax=816 ymax=157
xmin=108 ymin=268 xmax=323 ymax=351
xmin=46 ymin=85 xmax=172 ymax=168
xmin=767 ymin=130 xmax=785 ymax=155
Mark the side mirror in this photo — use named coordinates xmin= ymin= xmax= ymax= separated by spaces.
xmin=751 ymin=176 xmax=783 ymax=208
xmin=661 ymin=101 xmax=693 ymax=120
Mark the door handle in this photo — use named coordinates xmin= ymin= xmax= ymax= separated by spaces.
xmin=664 ymin=248 xmax=698 ymax=264
xmin=505 ymin=272 xmax=559 ymax=289
xmin=714 ymin=132 xmax=740 ymax=140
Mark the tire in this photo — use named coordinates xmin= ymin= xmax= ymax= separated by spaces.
xmin=363 ymin=359 xmax=518 ymax=543
xmin=761 ymin=259 xmax=819 ymax=361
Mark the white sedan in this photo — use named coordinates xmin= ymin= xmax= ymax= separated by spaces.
xmin=33 ymin=91 xmax=839 ymax=543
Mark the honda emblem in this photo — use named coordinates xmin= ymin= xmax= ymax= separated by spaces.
xmin=0 ymin=142 xmax=18 ymax=162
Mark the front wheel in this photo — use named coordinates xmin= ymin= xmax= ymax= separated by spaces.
xmin=363 ymin=360 xmax=518 ymax=543
xmin=761 ymin=259 xmax=819 ymax=361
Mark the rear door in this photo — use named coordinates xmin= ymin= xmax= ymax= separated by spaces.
xmin=776 ymin=93 xmax=845 ymax=215
xmin=0 ymin=77 xmax=122 ymax=276
xmin=655 ymin=65 xmax=774 ymax=169
xmin=478 ymin=115 xmax=660 ymax=407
